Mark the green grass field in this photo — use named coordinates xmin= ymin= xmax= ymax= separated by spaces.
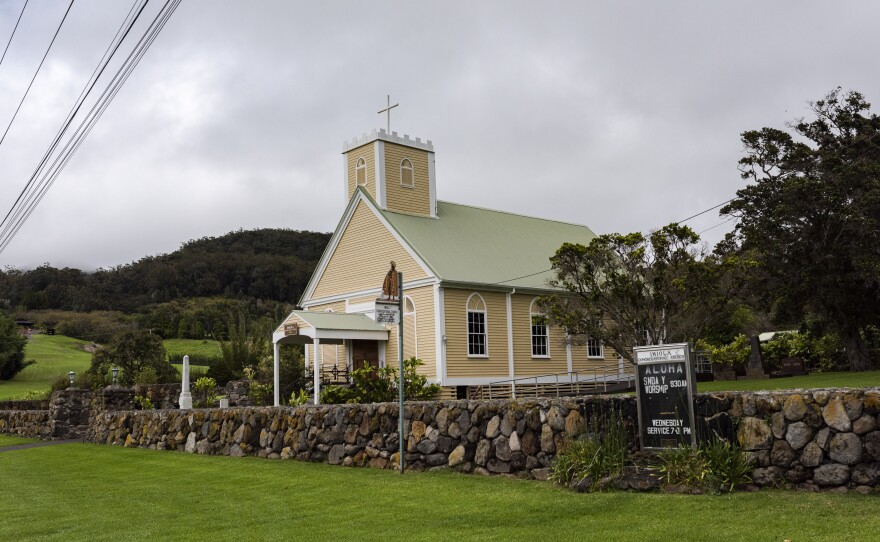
xmin=163 ymin=338 xmax=222 ymax=359
xmin=0 ymin=443 xmax=876 ymax=541
xmin=0 ymin=334 xmax=92 ymax=400
xmin=0 ymin=435 xmax=38 ymax=447
xmin=697 ymin=370 xmax=880 ymax=393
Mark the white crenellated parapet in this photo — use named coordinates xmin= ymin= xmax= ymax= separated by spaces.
xmin=342 ymin=128 xmax=434 ymax=153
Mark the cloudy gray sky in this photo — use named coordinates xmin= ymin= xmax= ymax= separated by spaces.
xmin=0 ymin=1 xmax=877 ymax=270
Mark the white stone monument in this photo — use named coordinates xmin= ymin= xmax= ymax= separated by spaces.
xmin=179 ymin=354 xmax=193 ymax=409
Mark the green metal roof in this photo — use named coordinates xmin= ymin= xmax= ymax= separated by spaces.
xmin=294 ymin=311 xmax=388 ymax=332
xmin=380 ymin=200 xmax=596 ymax=290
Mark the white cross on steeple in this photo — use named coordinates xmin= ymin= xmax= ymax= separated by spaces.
xmin=378 ymin=94 xmax=399 ymax=132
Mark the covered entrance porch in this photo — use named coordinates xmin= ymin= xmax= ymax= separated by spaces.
xmin=271 ymin=310 xmax=389 ymax=406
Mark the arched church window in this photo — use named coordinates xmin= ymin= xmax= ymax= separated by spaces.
xmin=356 ymin=157 xmax=367 ymax=186
xmin=400 ymin=159 xmax=414 ymax=188
xmin=403 ymin=296 xmax=417 ymax=359
xmin=466 ymin=293 xmax=487 ymax=357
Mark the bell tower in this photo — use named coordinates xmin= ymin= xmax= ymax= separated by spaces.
xmin=342 ymin=129 xmax=436 ymax=218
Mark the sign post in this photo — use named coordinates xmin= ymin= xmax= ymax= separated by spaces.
xmin=397 ymin=271 xmax=404 ymax=474
xmin=634 ymin=343 xmax=697 ymax=449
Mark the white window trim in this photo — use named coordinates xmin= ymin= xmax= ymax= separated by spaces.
xmin=404 ymin=295 xmax=418 ymax=359
xmin=587 ymin=337 xmax=604 ymax=359
xmin=529 ymin=298 xmax=550 ymax=359
xmin=356 ymin=157 xmax=367 ymax=186
xmin=400 ymin=158 xmax=414 ymax=188
xmin=466 ymin=293 xmax=488 ymax=358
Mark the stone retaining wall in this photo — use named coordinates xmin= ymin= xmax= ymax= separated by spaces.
xmin=0 ymin=410 xmax=52 ymax=439
xmin=0 ymin=399 xmax=50 ymax=410
xmin=90 ymin=397 xmax=639 ymax=479
xmin=5 ymin=387 xmax=880 ymax=491
xmin=734 ymin=389 xmax=880 ymax=490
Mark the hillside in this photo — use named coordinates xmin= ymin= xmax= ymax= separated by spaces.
xmin=0 ymin=229 xmax=330 ymax=312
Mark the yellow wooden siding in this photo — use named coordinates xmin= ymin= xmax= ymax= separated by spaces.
xmin=346 ymin=144 xmax=376 ymax=201
xmin=347 ymin=294 xmax=377 ymax=306
xmin=306 ymin=301 xmax=347 ymax=369
xmin=383 ymin=143 xmax=431 ymax=216
xmin=571 ymin=337 xmax=619 ymax=372
xmin=311 ymin=200 xmax=428 ymax=300
xmin=383 ymin=285 xmax=436 ymax=379
xmin=510 ymin=295 xmax=568 ymax=376
xmin=444 ymin=288 xmax=509 ymax=378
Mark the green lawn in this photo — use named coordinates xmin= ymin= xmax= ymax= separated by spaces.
xmin=0 ymin=443 xmax=877 ymax=541
xmin=0 ymin=334 xmax=92 ymax=400
xmin=0 ymin=435 xmax=38 ymax=447
xmin=697 ymin=370 xmax=880 ymax=393
xmin=163 ymin=338 xmax=222 ymax=359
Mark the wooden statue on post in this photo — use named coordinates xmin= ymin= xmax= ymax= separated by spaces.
xmin=382 ymin=261 xmax=399 ymax=301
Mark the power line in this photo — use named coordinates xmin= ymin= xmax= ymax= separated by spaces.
xmin=0 ymin=0 xmax=149 ymax=246
xmin=0 ymin=0 xmax=75 ymax=148
xmin=697 ymin=217 xmax=735 ymax=235
xmin=675 ymin=198 xmax=734 ymax=225
xmin=0 ymin=0 xmax=181 ymax=256
xmin=492 ymin=267 xmax=553 ymax=285
xmin=0 ymin=0 xmax=29 ymax=68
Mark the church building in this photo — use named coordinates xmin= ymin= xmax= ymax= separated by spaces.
xmin=271 ymin=128 xmax=622 ymax=405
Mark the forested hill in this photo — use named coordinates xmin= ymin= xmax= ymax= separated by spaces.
xmin=0 ymin=229 xmax=332 ymax=313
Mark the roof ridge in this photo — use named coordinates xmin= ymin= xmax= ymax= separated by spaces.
xmin=435 ymin=199 xmax=594 ymax=230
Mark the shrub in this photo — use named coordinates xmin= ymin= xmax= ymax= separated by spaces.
xmin=696 ymin=334 xmax=749 ymax=367
xmin=248 ymin=381 xmax=272 ymax=406
xmin=134 ymin=395 xmax=154 ymax=410
xmin=319 ymin=358 xmax=441 ymax=404
xmin=289 ymin=389 xmax=310 ymax=406
xmin=656 ymin=438 xmax=753 ymax=494
xmin=194 ymin=376 xmax=217 ymax=408
xmin=320 ymin=385 xmax=351 ymax=404
xmin=550 ymin=405 xmax=627 ymax=489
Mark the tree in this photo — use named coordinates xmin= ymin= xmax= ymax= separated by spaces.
xmin=0 ymin=311 xmax=30 ymax=380
xmin=541 ymin=224 xmax=734 ymax=363
xmin=722 ymin=88 xmax=880 ymax=370
xmin=88 ymin=329 xmax=176 ymax=385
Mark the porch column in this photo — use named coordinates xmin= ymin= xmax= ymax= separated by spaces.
xmin=273 ymin=341 xmax=280 ymax=407
xmin=313 ymin=338 xmax=321 ymax=405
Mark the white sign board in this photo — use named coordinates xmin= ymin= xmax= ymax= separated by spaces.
xmin=375 ymin=300 xmax=400 ymax=325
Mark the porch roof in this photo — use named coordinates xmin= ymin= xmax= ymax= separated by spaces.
xmin=272 ymin=310 xmax=389 ymax=344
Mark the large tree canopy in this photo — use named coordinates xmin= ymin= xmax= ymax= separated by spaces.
xmin=722 ymin=88 xmax=880 ymax=370
xmin=541 ymin=224 xmax=735 ymax=363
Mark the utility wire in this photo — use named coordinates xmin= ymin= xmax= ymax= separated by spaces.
xmin=0 ymin=0 xmax=148 ymax=245
xmin=697 ymin=217 xmax=736 ymax=235
xmin=0 ymin=0 xmax=29 ymax=67
xmin=675 ymin=198 xmax=734 ymax=225
xmin=0 ymin=0 xmax=180 ymax=256
xmin=0 ymin=0 xmax=74 ymax=148
xmin=492 ymin=198 xmax=742 ymax=285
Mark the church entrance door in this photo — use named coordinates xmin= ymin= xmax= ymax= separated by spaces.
xmin=351 ymin=340 xmax=380 ymax=371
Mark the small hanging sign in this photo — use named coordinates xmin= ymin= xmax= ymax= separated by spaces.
xmin=375 ymin=299 xmax=400 ymax=325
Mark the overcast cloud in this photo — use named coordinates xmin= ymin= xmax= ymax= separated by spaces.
xmin=0 ymin=1 xmax=877 ymax=271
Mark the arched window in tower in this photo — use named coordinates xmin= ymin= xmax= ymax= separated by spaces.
xmin=356 ymin=157 xmax=367 ymax=186
xmin=403 ymin=296 xmax=417 ymax=360
xmin=400 ymin=158 xmax=414 ymax=188
xmin=466 ymin=293 xmax=488 ymax=357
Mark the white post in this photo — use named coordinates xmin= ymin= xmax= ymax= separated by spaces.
xmin=273 ymin=341 xmax=281 ymax=407
xmin=313 ymin=338 xmax=321 ymax=405
xmin=179 ymin=354 xmax=193 ymax=409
